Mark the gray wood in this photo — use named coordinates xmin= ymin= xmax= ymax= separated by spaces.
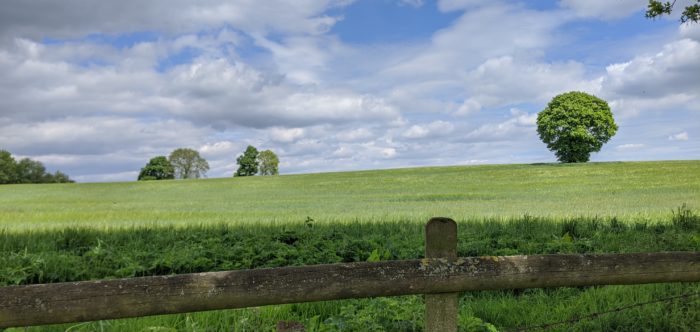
xmin=425 ymin=217 xmax=458 ymax=332
xmin=1 ymin=252 xmax=699 ymax=328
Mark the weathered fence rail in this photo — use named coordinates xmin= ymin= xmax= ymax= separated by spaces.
xmin=1 ymin=218 xmax=699 ymax=330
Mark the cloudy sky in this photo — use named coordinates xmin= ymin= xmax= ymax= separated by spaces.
xmin=0 ymin=0 xmax=698 ymax=182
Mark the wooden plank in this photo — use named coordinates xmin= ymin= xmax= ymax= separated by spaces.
xmin=1 ymin=252 xmax=699 ymax=328
xmin=425 ymin=217 xmax=458 ymax=332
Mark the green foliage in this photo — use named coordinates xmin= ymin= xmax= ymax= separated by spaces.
xmin=460 ymin=315 xmax=498 ymax=332
xmin=235 ymin=145 xmax=259 ymax=177
xmin=258 ymin=149 xmax=279 ymax=175
xmin=646 ymin=0 xmax=700 ymax=23
xmin=324 ymin=296 xmax=423 ymax=331
xmin=138 ymin=156 xmax=175 ymax=181
xmin=15 ymin=158 xmax=46 ymax=183
xmin=0 ymin=150 xmax=18 ymax=184
xmin=671 ymin=203 xmax=698 ymax=230
xmin=42 ymin=170 xmax=73 ymax=183
xmin=366 ymin=248 xmax=391 ymax=262
xmin=168 ymin=148 xmax=209 ymax=179
xmin=1 ymin=215 xmax=699 ymax=330
xmin=537 ymin=92 xmax=618 ymax=163
xmin=0 ymin=149 xmax=73 ymax=184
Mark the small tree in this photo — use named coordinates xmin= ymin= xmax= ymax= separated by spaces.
xmin=16 ymin=158 xmax=47 ymax=184
xmin=0 ymin=150 xmax=17 ymax=184
xmin=536 ymin=91 xmax=618 ymax=163
xmin=138 ymin=156 xmax=175 ymax=181
xmin=0 ymin=150 xmax=73 ymax=184
xmin=258 ymin=150 xmax=279 ymax=175
xmin=169 ymin=148 xmax=209 ymax=179
xmin=43 ymin=171 xmax=74 ymax=183
xmin=235 ymin=145 xmax=259 ymax=177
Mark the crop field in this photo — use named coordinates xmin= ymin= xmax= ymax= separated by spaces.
xmin=1 ymin=160 xmax=699 ymax=331
xmin=2 ymin=160 xmax=699 ymax=231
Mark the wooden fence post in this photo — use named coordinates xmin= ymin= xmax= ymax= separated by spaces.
xmin=425 ymin=217 xmax=459 ymax=332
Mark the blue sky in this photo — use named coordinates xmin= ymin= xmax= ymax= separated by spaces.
xmin=0 ymin=0 xmax=698 ymax=182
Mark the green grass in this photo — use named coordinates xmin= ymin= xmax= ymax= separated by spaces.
xmin=1 ymin=160 xmax=699 ymax=331
xmin=1 ymin=160 xmax=699 ymax=231
xmin=2 ymin=217 xmax=699 ymax=331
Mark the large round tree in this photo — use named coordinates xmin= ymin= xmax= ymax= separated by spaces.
xmin=138 ymin=156 xmax=175 ymax=181
xmin=168 ymin=148 xmax=209 ymax=179
xmin=536 ymin=91 xmax=618 ymax=163
xmin=235 ymin=145 xmax=259 ymax=177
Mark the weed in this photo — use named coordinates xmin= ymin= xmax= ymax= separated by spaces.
xmin=672 ymin=203 xmax=698 ymax=230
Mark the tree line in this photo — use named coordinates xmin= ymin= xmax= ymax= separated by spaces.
xmin=138 ymin=146 xmax=278 ymax=181
xmin=0 ymin=150 xmax=73 ymax=184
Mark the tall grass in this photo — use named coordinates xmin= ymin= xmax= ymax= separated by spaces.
xmin=2 ymin=215 xmax=699 ymax=331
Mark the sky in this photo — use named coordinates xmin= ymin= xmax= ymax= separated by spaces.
xmin=0 ymin=0 xmax=698 ymax=182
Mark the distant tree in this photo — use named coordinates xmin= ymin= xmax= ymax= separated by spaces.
xmin=43 ymin=171 xmax=74 ymax=183
xmin=258 ymin=150 xmax=279 ymax=176
xmin=536 ymin=92 xmax=618 ymax=163
xmin=235 ymin=145 xmax=259 ymax=177
xmin=0 ymin=150 xmax=17 ymax=184
xmin=168 ymin=148 xmax=209 ymax=179
xmin=138 ymin=156 xmax=175 ymax=181
xmin=0 ymin=150 xmax=73 ymax=184
xmin=16 ymin=158 xmax=47 ymax=183
xmin=646 ymin=0 xmax=700 ymax=23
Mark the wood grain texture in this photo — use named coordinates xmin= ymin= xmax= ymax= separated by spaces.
xmin=425 ymin=217 xmax=458 ymax=332
xmin=1 ymin=252 xmax=698 ymax=328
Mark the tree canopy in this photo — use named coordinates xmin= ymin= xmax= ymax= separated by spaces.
xmin=536 ymin=92 xmax=618 ymax=163
xmin=646 ymin=0 xmax=700 ymax=23
xmin=138 ymin=156 xmax=175 ymax=181
xmin=168 ymin=148 xmax=209 ymax=179
xmin=258 ymin=150 xmax=279 ymax=176
xmin=235 ymin=145 xmax=259 ymax=177
xmin=0 ymin=150 xmax=74 ymax=184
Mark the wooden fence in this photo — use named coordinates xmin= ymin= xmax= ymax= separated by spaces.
xmin=1 ymin=218 xmax=699 ymax=331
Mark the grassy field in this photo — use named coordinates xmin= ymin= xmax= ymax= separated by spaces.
xmin=1 ymin=160 xmax=699 ymax=231
xmin=1 ymin=160 xmax=699 ymax=331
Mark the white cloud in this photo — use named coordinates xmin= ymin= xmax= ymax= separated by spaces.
xmin=459 ymin=159 xmax=489 ymax=164
xmin=402 ymin=121 xmax=455 ymax=139
xmin=0 ymin=116 xmax=211 ymax=156
xmin=397 ymin=0 xmax=424 ymax=8
xmin=608 ymin=94 xmax=696 ymax=118
xmin=403 ymin=125 xmax=430 ymax=139
xmin=465 ymin=56 xmax=598 ymax=107
xmin=380 ymin=4 xmax=564 ymax=82
xmin=269 ymin=127 xmax=306 ymax=143
xmin=336 ymin=128 xmax=374 ymax=142
xmin=560 ymin=0 xmax=646 ymax=20
xmin=199 ymin=141 xmax=240 ymax=158
xmin=602 ymin=39 xmax=700 ymax=98
xmin=599 ymin=35 xmax=700 ymax=118
xmin=453 ymin=99 xmax=481 ymax=117
xmin=680 ymin=22 xmax=700 ymax=41
xmin=616 ymin=143 xmax=645 ymax=150
xmin=463 ymin=109 xmax=538 ymax=142
xmin=0 ymin=38 xmax=403 ymax=129
xmin=0 ymin=0 xmax=352 ymax=42
xmin=669 ymin=131 xmax=689 ymax=141
xmin=511 ymin=108 xmax=537 ymax=126
xmin=381 ymin=147 xmax=397 ymax=158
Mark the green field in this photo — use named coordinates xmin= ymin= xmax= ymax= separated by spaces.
xmin=2 ymin=160 xmax=699 ymax=231
xmin=1 ymin=160 xmax=699 ymax=331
